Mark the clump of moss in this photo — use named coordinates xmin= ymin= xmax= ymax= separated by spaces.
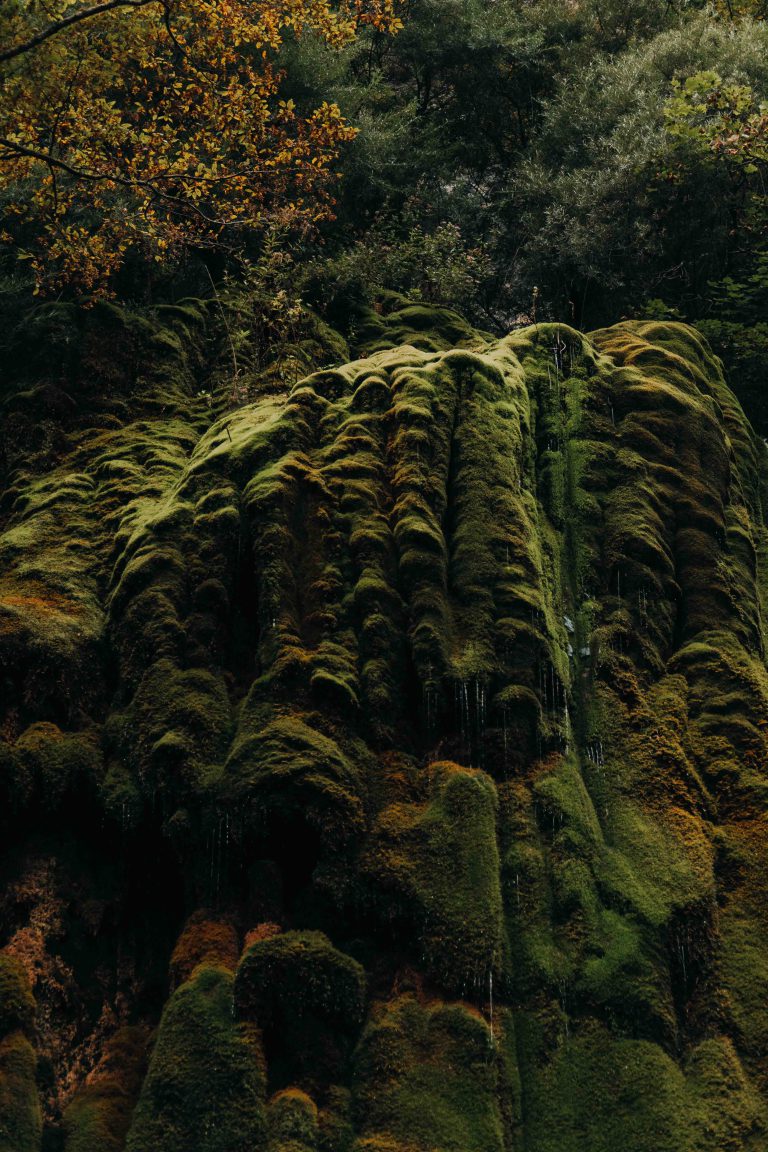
xmin=363 ymin=761 xmax=504 ymax=994
xmin=224 ymin=708 xmax=365 ymax=836
xmin=0 ymin=958 xmax=40 ymax=1152
xmin=352 ymin=992 xmax=504 ymax=1152
xmin=268 ymin=1087 xmax=319 ymax=1151
xmin=3 ymin=296 xmax=768 ymax=1147
xmin=63 ymin=1027 xmax=150 ymax=1152
xmin=350 ymin=295 xmax=488 ymax=357
xmin=236 ymin=929 xmax=366 ymax=1028
xmin=0 ymin=956 xmax=35 ymax=1038
xmin=685 ymin=1036 xmax=767 ymax=1149
xmin=14 ymin=723 xmax=102 ymax=810
xmin=0 ymin=1033 xmax=42 ymax=1152
xmin=235 ymin=930 xmax=365 ymax=1094
xmin=169 ymin=912 xmax=240 ymax=987
xmin=522 ymin=1022 xmax=691 ymax=1152
xmin=126 ymin=965 xmax=267 ymax=1152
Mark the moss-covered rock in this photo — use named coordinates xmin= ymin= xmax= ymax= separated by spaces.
xmin=0 ymin=1033 xmax=42 ymax=1152
xmin=2 ymin=299 xmax=768 ymax=1148
xmin=126 ymin=965 xmax=267 ymax=1152
xmin=236 ymin=930 xmax=366 ymax=1095
xmin=352 ymin=993 xmax=504 ymax=1152
xmin=267 ymin=1087 xmax=319 ymax=1151
xmin=363 ymin=761 xmax=503 ymax=993
xmin=63 ymin=1027 xmax=149 ymax=1152
xmin=0 ymin=956 xmax=35 ymax=1038
xmin=0 ymin=955 xmax=40 ymax=1151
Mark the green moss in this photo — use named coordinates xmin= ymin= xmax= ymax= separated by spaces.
xmin=14 ymin=723 xmax=102 ymax=809
xmin=685 ymin=1037 xmax=767 ymax=1149
xmin=63 ymin=1027 xmax=149 ymax=1152
xmin=126 ymin=965 xmax=267 ymax=1152
xmin=351 ymin=296 xmax=487 ymax=357
xmin=364 ymin=761 xmax=504 ymax=993
xmin=106 ymin=659 xmax=232 ymax=816
xmin=0 ymin=967 xmax=38 ymax=1152
xmin=235 ymin=930 xmax=365 ymax=1096
xmin=268 ymin=1088 xmax=319 ymax=1151
xmin=0 ymin=1033 xmax=41 ymax=1152
xmin=0 ymin=957 xmax=34 ymax=1040
xmin=224 ymin=706 xmax=368 ymax=884
xmin=523 ymin=1024 xmax=691 ymax=1152
xmin=352 ymin=993 xmax=503 ymax=1152
xmin=3 ymin=296 xmax=768 ymax=1147
xmin=237 ymin=928 xmax=365 ymax=1023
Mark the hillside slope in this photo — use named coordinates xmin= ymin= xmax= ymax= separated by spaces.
xmin=1 ymin=299 xmax=768 ymax=1150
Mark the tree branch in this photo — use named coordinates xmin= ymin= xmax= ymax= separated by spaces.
xmin=0 ymin=0 xmax=165 ymax=65
xmin=0 ymin=135 xmax=329 ymax=228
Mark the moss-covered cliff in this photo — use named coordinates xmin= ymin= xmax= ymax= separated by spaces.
xmin=2 ymin=294 xmax=768 ymax=1150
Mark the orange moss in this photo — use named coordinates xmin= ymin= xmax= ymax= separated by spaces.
xmin=169 ymin=912 xmax=240 ymax=985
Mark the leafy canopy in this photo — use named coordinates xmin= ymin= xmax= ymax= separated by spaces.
xmin=0 ymin=0 xmax=401 ymax=293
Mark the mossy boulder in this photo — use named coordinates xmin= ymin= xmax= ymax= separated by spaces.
xmin=0 ymin=960 xmax=38 ymax=1152
xmin=523 ymin=1024 xmax=692 ymax=1152
xmin=0 ymin=1033 xmax=41 ymax=1152
xmin=14 ymin=723 xmax=102 ymax=809
xmin=63 ymin=1027 xmax=150 ymax=1152
xmin=267 ymin=1087 xmax=319 ymax=1151
xmin=2 ymin=299 xmax=768 ymax=1148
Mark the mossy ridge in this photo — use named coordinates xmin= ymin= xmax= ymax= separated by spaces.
xmin=591 ymin=321 xmax=765 ymax=657
xmin=586 ymin=325 xmax=768 ymax=1092
xmin=231 ymin=332 xmax=566 ymax=770
xmin=349 ymin=293 xmax=491 ymax=358
xmin=0 ymin=294 xmax=214 ymax=721
xmin=97 ymin=321 xmax=589 ymax=843
xmin=491 ymin=321 xmax=768 ymax=1137
xmin=520 ymin=1021 xmax=767 ymax=1152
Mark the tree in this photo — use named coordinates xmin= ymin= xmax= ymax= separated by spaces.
xmin=0 ymin=0 xmax=400 ymax=294
xmin=509 ymin=15 xmax=768 ymax=325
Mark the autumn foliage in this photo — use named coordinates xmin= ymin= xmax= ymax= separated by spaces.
xmin=0 ymin=0 xmax=400 ymax=293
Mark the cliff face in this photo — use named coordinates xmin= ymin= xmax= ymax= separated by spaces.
xmin=2 ymin=298 xmax=768 ymax=1150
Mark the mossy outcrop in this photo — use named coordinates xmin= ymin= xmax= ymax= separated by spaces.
xmin=2 ymin=294 xmax=768 ymax=1148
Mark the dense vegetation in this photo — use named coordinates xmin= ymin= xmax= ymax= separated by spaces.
xmin=4 ymin=0 xmax=768 ymax=1148
xmin=4 ymin=0 xmax=768 ymax=427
